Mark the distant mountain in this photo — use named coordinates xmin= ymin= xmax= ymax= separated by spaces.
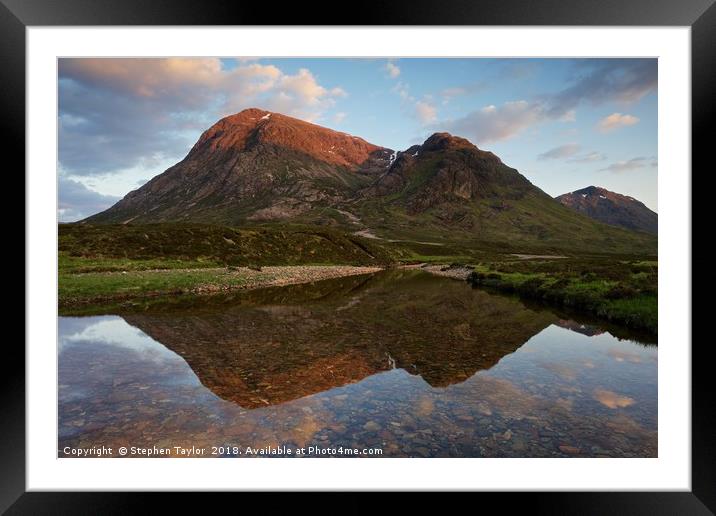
xmin=555 ymin=186 xmax=657 ymax=234
xmin=84 ymin=109 xmax=656 ymax=254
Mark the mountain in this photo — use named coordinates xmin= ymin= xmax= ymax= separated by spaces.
xmin=364 ymin=133 xmax=535 ymax=211
xmin=84 ymin=109 xmax=656 ymax=254
xmin=555 ymin=186 xmax=658 ymax=234
xmin=354 ymin=133 xmax=656 ymax=253
xmin=85 ymin=108 xmax=393 ymax=224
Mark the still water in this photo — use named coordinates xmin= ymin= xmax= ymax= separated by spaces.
xmin=58 ymin=269 xmax=657 ymax=458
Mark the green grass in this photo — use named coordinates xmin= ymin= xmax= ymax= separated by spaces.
xmin=59 ymin=268 xmax=263 ymax=306
xmin=466 ymin=257 xmax=658 ymax=334
xmin=59 ymin=222 xmax=395 ymax=267
xmin=59 ymin=253 xmax=222 ymax=273
xmin=354 ymin=190 xmax=657 ymax=256
xmin=401 ymin=254 xmax=477 ymax=264
xmin=601 ymin=295 xmax=658 ymax=334
xmin=58 ymin=222 xmax=398 ymax=308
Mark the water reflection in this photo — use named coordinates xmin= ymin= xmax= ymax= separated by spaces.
xmin=59 ymin=270 xmax=657 ymax=458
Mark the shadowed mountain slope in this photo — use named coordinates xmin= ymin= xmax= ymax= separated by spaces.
xmin=556 ymin=186 xmax=657 ymax=235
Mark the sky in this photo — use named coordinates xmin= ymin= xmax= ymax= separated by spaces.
xmin=58 ymin=58 xmax=657 ymax=221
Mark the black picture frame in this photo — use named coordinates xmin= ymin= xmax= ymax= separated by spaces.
xmin=5 ymin=0 xmax=712 ymax=512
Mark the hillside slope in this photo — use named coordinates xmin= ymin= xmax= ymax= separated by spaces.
xmin=354 ymin=133 xmax=656 ymax=254
xmin=60 ymin=223 xmax=394 ymax=267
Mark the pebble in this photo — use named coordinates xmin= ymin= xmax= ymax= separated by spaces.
xmin=363 ymin=421 xmax=380 ymax=432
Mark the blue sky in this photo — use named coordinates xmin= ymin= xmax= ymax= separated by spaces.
xmin=58 ymin=58 xmax=657 ymax=221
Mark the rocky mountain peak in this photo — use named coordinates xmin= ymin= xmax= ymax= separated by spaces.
xmin=364 ymin=130 xmax=534 ymax=215
xmin=556 ymin=186 xmax=657 ymax=234
xmin=190 ymin=108 xmax=387 ymax=168
xmin=581 ymin=185 xmax=609 ymax=196
xmin=421 ymin=132 xmax=477 ymax=152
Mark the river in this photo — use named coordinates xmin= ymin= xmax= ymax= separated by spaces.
xmin=58 ymin=269 xmax=657 ymax=458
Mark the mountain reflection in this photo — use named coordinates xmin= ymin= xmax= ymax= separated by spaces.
xmin=121 ymin=270 xmax=558 ymax=409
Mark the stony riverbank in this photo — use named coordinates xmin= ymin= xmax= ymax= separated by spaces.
xmin=59 ymin=265 xmax=384 ymax=308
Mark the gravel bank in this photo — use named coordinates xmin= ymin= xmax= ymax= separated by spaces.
xmin=194 ymin=265 xmax=385 ymax=293
xmin=60 ymin=265 xmax=385 ymax=308
xmin=400 ymin=264 xmax=474 ymax=281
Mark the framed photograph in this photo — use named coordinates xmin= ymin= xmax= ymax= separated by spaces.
xmin=7 ymin=0 xmax=712 ymax=511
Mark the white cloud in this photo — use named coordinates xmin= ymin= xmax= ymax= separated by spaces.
xmin=67 ymin=153 xmax=179 ymax=198
xmin=415 ymin=101 xmax=437 ymax=124
xmin=568 ymin=151 xmax=607 ymax=163
xmin=59 ymin=58 xmax=349 ymax=179
xmin=600 ymin=157 xmax=656 ymax=173
xmin=439 ymin=81 xmax=487 ymax=104
xmin=432 ymin=60 xmax=655 ymax=146
xmin=537 ymin=144 xmax=606 ymax=164
xmin=538 ymin=143 xmax=581 ymax=160
xmin=597 ymin=112 xmax=640 ymax=133
xmin=333 ymin=112 xmax=348 ymax=124
xmin=385 ymin=61 xmax=401 ymax=78
xmin=559 ymin=110 xmax=577 ymax=122
xmin=391 ymin=81 xmax=438 ymax=125
xmin=441 ymin=86 xmax=467 ymax=98
xmin=547 ymin=59 xmax=656 ymax=118
xmin=440 ymin=100 xmax=546 ymax=144
xmin=58 ymin=175 xmax=120 ymax=222
xmin=392 ymin=81 xmax=410 ymax=100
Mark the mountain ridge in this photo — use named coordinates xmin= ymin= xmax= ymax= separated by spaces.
xmin=555 ymin=186 xmax=657 ymax=234
xmin=190 ymin=108 xmax=389 ymax=168
xmin=83 ymin=108 xmax=657 ymax=255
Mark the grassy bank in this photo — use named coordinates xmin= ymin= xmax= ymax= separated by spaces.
xmin=59 ymin=264 xmax=383 ymax=309
xmin=60 ymin=222 xmax=395 ymax=267
xmin=58 ymin=223 xmax=395 ymax=308
xmin=465 ymin=258 xmax=657 ymax=334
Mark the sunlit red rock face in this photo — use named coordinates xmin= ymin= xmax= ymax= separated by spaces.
xmin=555 ymin=186 xmax=658 ymax=234
xmin=192 ymin=108 xmax=386 ymax=168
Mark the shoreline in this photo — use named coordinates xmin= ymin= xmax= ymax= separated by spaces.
xmin=59 ymin=265 xmax=384 ymax=308
xmin=60 ymin=259 xmax=657 ymax=337
xmin=404 ymin=263 xmax=657 ymax=336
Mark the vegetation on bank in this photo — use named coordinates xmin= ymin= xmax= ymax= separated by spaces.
xmin=59 ymin=223 xmax=395 ymax=267
xmin=58 ymin=223 xmax=393 ymax=308
xmin=60 ymin=267 xmax=256 ymax=307
xmin=465 ymin=258 xmax=657 ymax=334
xmin=59 ymin=264 xmax=382 ymax=309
